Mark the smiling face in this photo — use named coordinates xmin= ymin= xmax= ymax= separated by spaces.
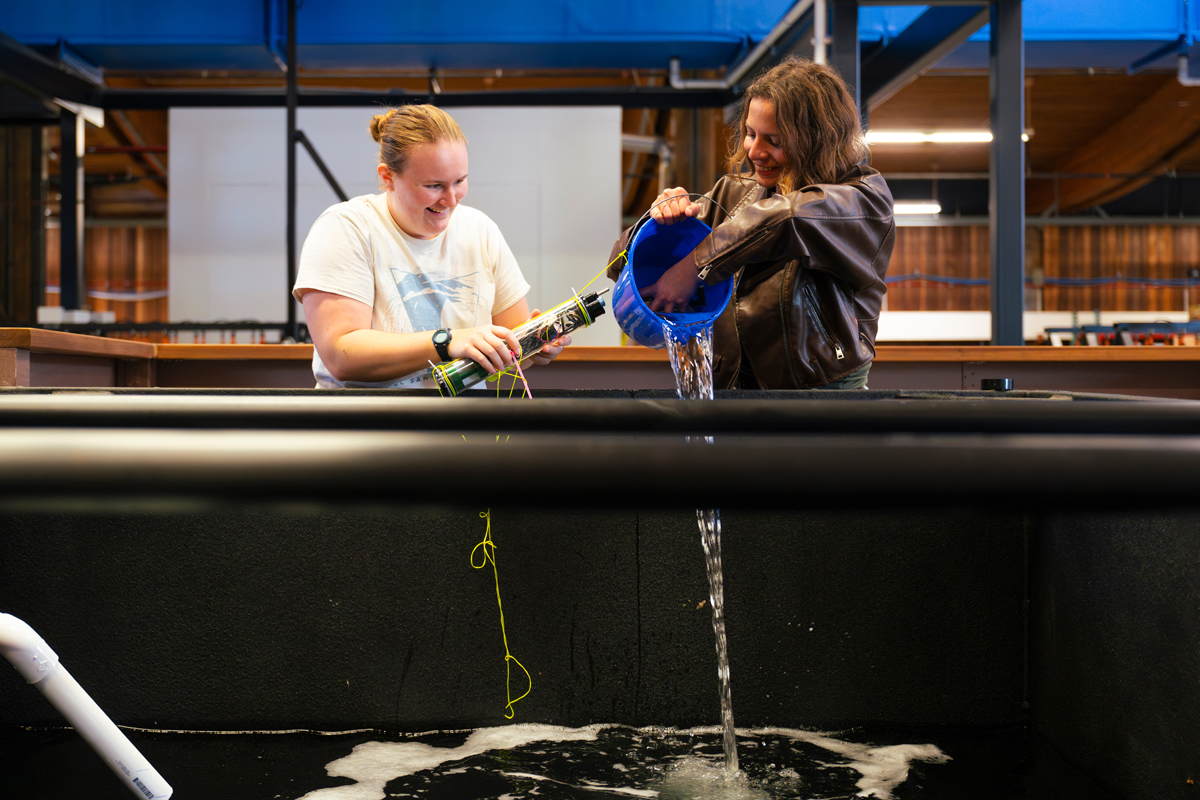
xmin=377 ymin=140 xmax=468 ymax=239
xmin=744 ymin=98 xmax=789 ymax=189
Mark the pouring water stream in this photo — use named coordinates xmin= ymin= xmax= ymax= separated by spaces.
xmin=664 ymin=323 xmax=738 ymax=776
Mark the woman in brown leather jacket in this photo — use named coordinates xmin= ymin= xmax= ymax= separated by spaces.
xmin=608 ymin=57 xmax=894 ymax=389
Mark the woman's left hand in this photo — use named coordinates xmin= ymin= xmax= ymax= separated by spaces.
xmin=526 ymin=309 xmax=572 ymax=366
xmin=640 ymin=252 xmax=703 ymax=313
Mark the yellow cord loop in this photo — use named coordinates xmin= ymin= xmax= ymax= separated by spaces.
xmin=470 ymin=509 xmax=532 ymax=719
xmin=431 ymin=361 xmax=457 ymax=397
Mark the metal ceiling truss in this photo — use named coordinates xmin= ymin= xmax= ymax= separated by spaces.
xmin=861 ymin=3 xmax=990 ymax=111
xmin=0 ymin=31 xmax=100 ymax=118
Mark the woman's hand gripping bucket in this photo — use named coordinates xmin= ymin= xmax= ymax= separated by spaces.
xmin=612 ymin=215 xmax=734 ymax=349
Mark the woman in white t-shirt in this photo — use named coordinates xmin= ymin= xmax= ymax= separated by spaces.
xmin=293 ymin=105 xmax=568 ymax=388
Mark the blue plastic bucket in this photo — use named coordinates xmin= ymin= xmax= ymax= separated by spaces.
xmin=612 ymin=216 xmax=735 ymax=349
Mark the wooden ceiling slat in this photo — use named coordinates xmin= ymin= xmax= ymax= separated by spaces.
xmin=1027 ymin=78 xmax=1200 ymax=213
xmin=57 ymin=69 xmax=1200 ymax=219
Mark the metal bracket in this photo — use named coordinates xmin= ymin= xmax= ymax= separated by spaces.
xmin=1127 ymin=34 xmax=1186 ymax=75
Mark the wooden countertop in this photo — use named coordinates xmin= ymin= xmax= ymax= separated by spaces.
xmin=155 ymin=343 xmax=313 ymax=360
xmin=568 ymin=346 xmax=1200 ymax=363
xmin=0 ymin=328 xmax=154 ymax=359
xmin=151 ymin=344 xmax=1200 ymax=362
xmin=6 ymin=330 xmax=1200 ymax=363
xmin=875 ymin=346 xmax=1200 ymax=362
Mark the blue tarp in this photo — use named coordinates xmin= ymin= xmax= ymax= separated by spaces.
xmin=860 ymin=0 xmax=1194 ymax=45
xmin=1 ymin=0 xmax=792 ymax=70
xmin=3 ymin=0 xmax=1199 ymax=72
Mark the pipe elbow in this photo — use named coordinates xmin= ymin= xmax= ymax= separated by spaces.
xmin=0 ymin=613 xmax=60 ymax=684
xmin=669 ymin=57 xmax=685 ymax=90
xmin=668 ymin=57 xmax=730 ymax=91
xmin=1179 ymin=55 xmax=1200 ymax=87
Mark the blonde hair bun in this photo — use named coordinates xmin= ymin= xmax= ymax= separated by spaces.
xmin=370 ymin=105 xmax=466 ymax=175
xmin=369 ymin=109 xmax=400 ymax=143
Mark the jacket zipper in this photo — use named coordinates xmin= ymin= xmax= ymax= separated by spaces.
xmin=802 ymin=284 xmax=844 ymax=360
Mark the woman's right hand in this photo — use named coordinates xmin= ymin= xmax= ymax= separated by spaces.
xmin=447 ymin=324 xmax=523 ymax=373
xmin=650 ymin=187 xmax=703 ymax=226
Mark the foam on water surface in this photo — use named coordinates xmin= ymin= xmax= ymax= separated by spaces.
xmin=296 ymin=723 xmax=604 ymax=800
xmin=761 ymin=727 xmax=951 ymax=798
xmin=295 ymin=725 xmax=949 ymax=800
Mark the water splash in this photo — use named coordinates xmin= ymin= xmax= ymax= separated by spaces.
xmin=665 ymin=322 xmax=737 ymax=775
xmin=665 ymin=323 xmax=714 ymax=403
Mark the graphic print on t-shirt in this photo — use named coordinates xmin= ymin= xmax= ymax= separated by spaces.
xmin=388 ymin=268 xmax=482 ymax=331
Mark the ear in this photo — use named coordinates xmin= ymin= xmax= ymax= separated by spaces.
xmin=377 ymin=163 xmax=392 ymax=191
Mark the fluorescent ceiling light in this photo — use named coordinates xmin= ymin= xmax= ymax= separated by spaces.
xmin=867 ymin=131 xmax=990 ymax=144
xmin=866 ymin=130 xmax=1031 ymax=143
xmin=929 ymin=131 xmax=992 ymax=143
xmin=894 ymin=202 xmax=942 ymax=215
xmin=867 ymin=131 xmax=929 ymax=143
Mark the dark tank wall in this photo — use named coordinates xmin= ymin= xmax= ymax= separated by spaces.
xmin=1030 ymin=513 xmax=1200 ymax=799
xmin=0 ymin=504 xmax=1025 ymax=732
xmin=6 ymin=390 xmax=1200 ymax=798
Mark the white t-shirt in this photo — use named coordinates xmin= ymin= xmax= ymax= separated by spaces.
xmin=293 ymin=193 xmax=530 ymax=388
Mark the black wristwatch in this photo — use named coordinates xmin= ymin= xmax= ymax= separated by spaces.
xmin=432 ymin=328 xmax=452 ymax=361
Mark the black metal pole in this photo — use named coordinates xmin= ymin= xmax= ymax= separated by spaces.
xmin=295 ymin=130 xmax=349 ymax=202
xmin=989 ymin=0 xmax=1024 ymax=345
xmin=285 ymin=0 xmax=298 ymax=341
xmin=830 ymin=0 xmax=863 ymax=129
xmin=58 ymin=108 xmax=84 ymax=311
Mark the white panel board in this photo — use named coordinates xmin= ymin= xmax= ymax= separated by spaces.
xmin=877 ymin=311 xmax=1191 ymax=342
xmin=169 ymin=106 xmax=622 ymax=345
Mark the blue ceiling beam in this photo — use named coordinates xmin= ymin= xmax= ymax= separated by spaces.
xmin=861 ymin=4 xmax=989 ymax=110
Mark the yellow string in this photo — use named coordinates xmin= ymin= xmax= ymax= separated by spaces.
xmin=470 ymin=509 xmax=532 ymax=719
xmin=580 ymin=249 xmax=627 ymax=294
xmin=485 ymin=362 xmax=530 ymax=398
xmin=453 ymin=320 xmax=547 ymax=718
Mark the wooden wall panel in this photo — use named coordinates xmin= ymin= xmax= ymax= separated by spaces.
xmin=37 ymin=223 xmax=1200 ymax=321
xmin=44 ymin=228 xmax=58 ymax=303
xmin=137 ymin=227 xmax=169 ymax=324
xmin=888 ymin=226 xmax=990 ymax=312
xmin=890 ymin=225 xmax=1200 ymax=313
xmin=44 ymin=225 xmax=168 ymax=335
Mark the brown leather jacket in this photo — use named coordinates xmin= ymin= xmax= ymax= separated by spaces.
xmin=609 ymin=166 xmax=894 ymax=389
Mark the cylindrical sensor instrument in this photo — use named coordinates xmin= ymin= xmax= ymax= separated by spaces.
xmin=403 ymin=288 xmax=608 ymax=396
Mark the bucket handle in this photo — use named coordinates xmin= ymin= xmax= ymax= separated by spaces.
xmin=628 ymin=192 xmax=734 ymax=247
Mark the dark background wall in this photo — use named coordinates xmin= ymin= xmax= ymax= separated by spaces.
xmin=1030 ymin=512 xmax=1200 ymax=799
xmin=0 ymin=504 xmax=1025 ymax=732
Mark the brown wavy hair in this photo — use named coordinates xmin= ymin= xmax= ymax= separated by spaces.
xmin=728 ymin=57 xmax=868 ymax=193
xmin=370 ymin=104 xmax=466 ymax=176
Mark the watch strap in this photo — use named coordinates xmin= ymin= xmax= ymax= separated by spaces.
xmin=433 ymin=328 xmax=452 ymax=361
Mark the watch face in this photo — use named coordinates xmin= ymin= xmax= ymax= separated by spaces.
xmin=433 ymin=330 xmax=450 ymax=345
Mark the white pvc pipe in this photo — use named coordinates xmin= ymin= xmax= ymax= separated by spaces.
xmin=813 ymin=0 xmax=828 ymax=65
xmin=0 ymin=613 xmax=173 ymax=799
xmin=669 ymin=0 xmax=816 ymax=90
